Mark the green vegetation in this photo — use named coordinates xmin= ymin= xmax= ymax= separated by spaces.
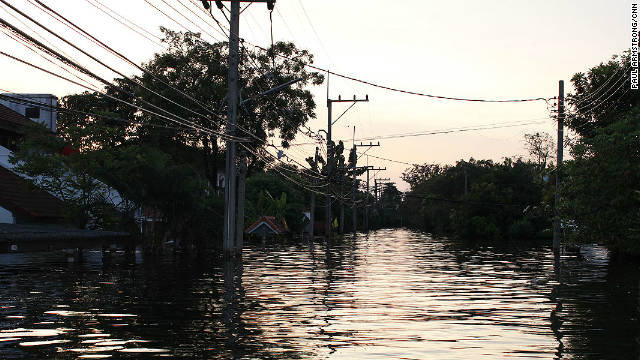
xmin=400 ymin=158 xmax=552 ymax=240
xmin=9 ymin=28 xmax=639 ymax=255
xmin=400 ymin=52 xmax=640 ymax=255
xmin=562 ymin=53 xmax=640 ymax=255
xmin=10 ymin=30 xmax=322 ymax=250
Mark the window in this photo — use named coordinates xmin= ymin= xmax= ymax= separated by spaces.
xmin=24 ymin=107 xmax=40 ymax=118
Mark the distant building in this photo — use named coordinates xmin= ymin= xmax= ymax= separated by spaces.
xmin=0 ymin=94 xmax=57 ymax=132
xmin=245 ymin=216 xmax=287 ymax=239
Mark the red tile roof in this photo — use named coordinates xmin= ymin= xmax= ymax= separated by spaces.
xmin=245 ymin=216 xmax=287 ymax=235
xmin=0 ymin=166 xmax=66 ymax=221
xmin=0 ymin=103 xmax=30 ymax=134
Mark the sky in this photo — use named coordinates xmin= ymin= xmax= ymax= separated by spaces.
xmin=0 ymin=0 xmax=632 ymax=191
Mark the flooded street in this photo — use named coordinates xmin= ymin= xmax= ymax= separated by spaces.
xmin=0 ymin=229 xmax=638 ymax=359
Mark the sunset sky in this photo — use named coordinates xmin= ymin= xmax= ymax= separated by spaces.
xmin=0 ymin=0 xmax=631 ymax=190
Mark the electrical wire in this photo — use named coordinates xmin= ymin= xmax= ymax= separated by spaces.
xmin=156 ymin=0 xmax=223 ymax=42
xmin=193 ymin=1 xmax=553 ymax=103
xmin=358 ymin=153 xmax=418 ymax=167
xmin=84 ymin=0 xmax=166 ymax=48
xmin=570 ymin=63 xmax=627 ymax=106
xmin=0 ymin=47 xmax=236 ymax=140
xmin=27 ymin=0 xmax=228 ymax=129
xmin=0 ymin=93 xmax=198 ymax=133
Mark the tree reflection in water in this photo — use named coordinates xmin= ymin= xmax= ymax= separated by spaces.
xmin=0 ymin=231 xmax=638 ymax=359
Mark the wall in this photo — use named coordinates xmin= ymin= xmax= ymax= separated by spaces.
xmin=0 ymin=206 xmax=14 ymax=224
xmin=0 ymin=94 xmax=57 ymax=132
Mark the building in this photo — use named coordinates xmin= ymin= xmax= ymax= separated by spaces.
xmin=0 ymin=165 xmax=66 ymax=224
xmin=0 ymin=99 xmax=66 ymax=224
xmin=0 ymin=93 xmax=57 ymax=133
xmin=0 ymin=103 xmax=31 ymax=153
xmin=245 ymin=216 xmax=287 ymax=239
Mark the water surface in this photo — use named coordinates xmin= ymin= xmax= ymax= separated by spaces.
xmin=0 ymin=229 xmax=638 ymax=359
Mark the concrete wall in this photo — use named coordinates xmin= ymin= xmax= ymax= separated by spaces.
xmin=0 ymin=144 xmax=12 ymax=170
xmin=0 ymin=206 xmax=14 ymax=224
xmin=0 ymin=93 xmax=57 ymax=132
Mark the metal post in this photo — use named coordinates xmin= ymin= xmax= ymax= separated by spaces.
xmin=553 ymin=80 xmax=564 ymax=253
xmin=223 ymin=0 xmax=240 ymax=252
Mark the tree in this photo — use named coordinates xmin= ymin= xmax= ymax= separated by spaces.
xmin=11 ymin=29 xmax=323 ymax=248
xmin=10 ymin=122 xmax=123 ymax=229
xmin=523 ymin=132 xmax=554 ymax=172
xmin=562 ymin=52 xmax=640 ymax=255
xmin=567 ymin=52 xmax=640 ymax=138
xmin=562 ymin=109 xmax=640 ymax=253
xmin=401 ymin=158 xmax=546 ymax=239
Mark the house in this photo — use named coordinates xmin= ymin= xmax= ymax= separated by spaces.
xmin=0 ymin=93 xmax=57 ymax=133
xmin=0 ymin=165 xmax=66 ymax=224
xmin=0 ymin=96 xmax=66 ymax=224
xmin=245 ymin=216 xmax=287 ymax=239
xmin=0 ymin=102 xmax=31 ymax=153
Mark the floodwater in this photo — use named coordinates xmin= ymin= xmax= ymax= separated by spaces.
xmin=0 ymin=229 xmax=638 ymax=359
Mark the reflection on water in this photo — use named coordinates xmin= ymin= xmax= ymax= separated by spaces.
xmin=0 ymin=229 xmax=638 ymax=359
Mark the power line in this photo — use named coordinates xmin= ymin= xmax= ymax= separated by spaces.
xmin=0 ymin=92 xmax=199 ymax=133
xmin=570 ymin=63 xmax=628 ymax=106
xmin=84 ymin=0 xmax=166 ymax=48
xmin=358 ymin=153 xmax=418 ymax=167
xmin=16 ymin=0 xmax=248 ymax=141
xmin=238 ymin=40 xmax=553 ymax=103
xmin=0 ymin=47 xmax=236 ymax=140
xmin=189 ymin=2 xmax=553 ymax=104
xmin=155 ymin=0 xmax=223 ymax=41
xmin=27 ymin=0 xmax=225 ymax=126
xmin=290 ymin=117 xmax=549 ymax=146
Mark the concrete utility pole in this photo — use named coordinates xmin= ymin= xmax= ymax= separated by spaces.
xmin=364 ymin=165 xmax=386 ymax=231
xmin=553 ymin=80 xmax=565 ymax=254
xmin=353 ymin=141 xmax=379 ymax=232
xmin=309 ymin=147 xmax=319 ymax=239
xmin=326 ymin=94 xmax=369 ymax=238
xmin=339 ymin=171 xmax=345 ymax=235
xmin=222 ymin=0 xmax=240 ymax=253
xmin=236 ymin=151 xmax=247 ymax=251
xmin=374 ymin=178 xmax=390 ymax=204
xmin=204 ymin=0 xmax=275 ymax=253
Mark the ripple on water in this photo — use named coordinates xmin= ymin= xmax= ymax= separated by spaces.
xmin=0 ymin=230 xmax=637 ymax=359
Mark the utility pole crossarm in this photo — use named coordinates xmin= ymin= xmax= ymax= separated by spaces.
xmin=356 ymin=142 xmax=380 ymax=147
xmin=326 ymin=93 xmax=370 ymax=238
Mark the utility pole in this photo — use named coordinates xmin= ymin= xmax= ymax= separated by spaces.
xmin=464 ymin=164 xmax=468 ymax=196
xmin=364 ymin=166 xmax=386 ymax=231
xmin=351 ymin=142 xmax=357 ymax=233
xmin=309 ymin=147 xmax=319 ymax=239
xmin=353 ymin=141 xmax=379 ymax=232
xmin=203 ymin=0 xmax=275 ymax=253
xmin=222 ymin=0 xmax=240 ymax=253
xmin=553 ymin=80 xmax=564 ymax=254
xmin=236 ymin=151 xmax=247 ymax=252
xmin=374 ymin=178 xmax=390 ymax=204
xmin=326 ymin=94 xmax=369 ymax=238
